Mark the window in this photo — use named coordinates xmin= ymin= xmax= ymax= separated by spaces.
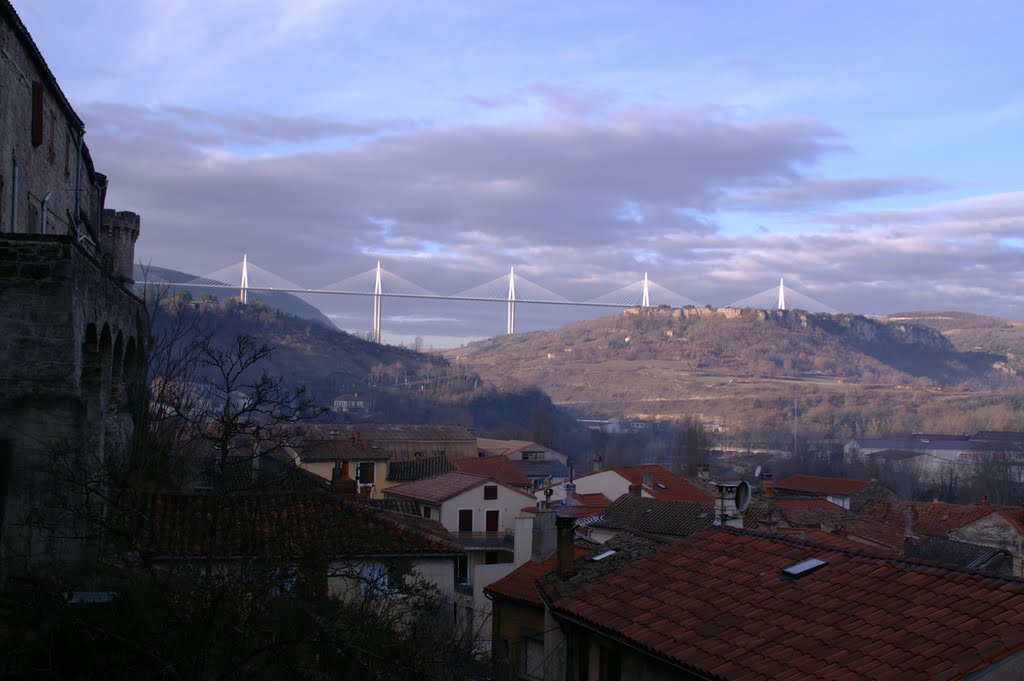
xmin=422 ymin=505 xmax=431 ymax=519
xmin=484 ymin=551 xmax=499 ymax=565
xmin=522 ymin=636 xmax=545 ymax=680
xmin=356 ymin=461 xmax=375 ymax=485
xmin=359 ymin=561 xmax=405 ymax=597
xmin=485 ymin=509 xmax=499 ymax=532
xmin=455 ymin=555 xmax=469 ymax=584
xmin=484 ymin=485 xmax=498 ymax=500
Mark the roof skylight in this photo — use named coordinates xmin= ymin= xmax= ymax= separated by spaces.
xmin=591 ymin=549 xmax=616 ymax=561
xmin=781 ymin=557 xmax=828 ymax=579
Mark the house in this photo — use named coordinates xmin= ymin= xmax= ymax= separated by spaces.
xmin=531 ymin=525 xmax=1024 ymax=680
xmin=382 ymin=470 xmax=536 ymax=650
xmin=330 ymin=394 xmax=368 ymax=415
xmin=0 ymin=0 xmax=145 ymax=580
xmin=485 ymin=528 xmax=664 ymax=681
xmin=845 ymin=431 xmax=1024 ymax=473
xmin=476 ymin=438 xmax=571 ymax=488
xmin=537 ymin=464 xmax=715 ymax=505
xmin=291 ymin=435 xmax=392 ymax=498
xmin=586 ymin=492 xmax=767 ymax=543
xmin=858 ymin=499 xmax=1024 ymax=576
xmin=771 ymin=473 xmax=896 ymax=510
xmin=452 ymin=454 xmax=531 ymax=489
xmin=386 ymin=455 xmax=453 ymax=483
xmin=120 ymin=489 xmax=467 ymax=605
xmin=350 ymin=423 xmax=478 ymax=460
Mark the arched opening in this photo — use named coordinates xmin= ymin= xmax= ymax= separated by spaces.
xmin=110 ymin=332 xmax=124 ymax=412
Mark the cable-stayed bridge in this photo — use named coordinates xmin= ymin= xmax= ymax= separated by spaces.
xmin=136 ymin=257 xmax=835 ymax=342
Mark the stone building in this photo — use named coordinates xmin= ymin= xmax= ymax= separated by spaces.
xmin=0 ymin=0 xmax=146 ymax=581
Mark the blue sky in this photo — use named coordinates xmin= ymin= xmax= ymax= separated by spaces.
xmin=19 ymin=0 xmax=1024 ymax=343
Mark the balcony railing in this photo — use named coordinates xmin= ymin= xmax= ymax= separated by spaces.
xmin=456 ymin=530 xmax=514 ymax=550
xmin=454 ymin=581 xmax=473 ymax=596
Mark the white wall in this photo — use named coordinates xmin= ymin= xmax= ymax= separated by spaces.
xmin=537 ymin=470 xmax=641 ymax=503
xmin=439 ymin=483 xmax=535 ymax=534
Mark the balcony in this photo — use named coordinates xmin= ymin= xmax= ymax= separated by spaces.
xmin=456 ymin=530 xmax=514 ymax=550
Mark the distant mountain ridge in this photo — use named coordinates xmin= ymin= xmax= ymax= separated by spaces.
xmin=138 ymin=265 xmax=333 ymax=326
xmin=449 ymin=307 xmax=1024 ymax=428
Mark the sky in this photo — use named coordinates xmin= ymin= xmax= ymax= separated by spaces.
xmin=19 ymin=1 xmax=1024 ymax=346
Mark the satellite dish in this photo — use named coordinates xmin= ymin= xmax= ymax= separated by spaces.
xmin=734 ymin=480 xmax=751 ymax=513
xmin=754 ymin=465 xmax=763 ymax=479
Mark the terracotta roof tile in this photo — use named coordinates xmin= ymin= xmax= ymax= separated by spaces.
xmin=607 ymin=465 xmax=716 ymax=502
xmin=451 ymin=454 xmax=530 ymax=487
xmin=552 ymin=528 xmax=1024 ymax=680
xmin=118 ymin=489 xmax=461 ymax=558
xmin=774 ymin=474 xmax=873 ymax=497
xmin=382 ymin=471 xmax=491 ymax=503
xmin=385 ymin=455 xmax=453 ymax=481
xmin=857 ymin=499 xmax=1012 ymax=536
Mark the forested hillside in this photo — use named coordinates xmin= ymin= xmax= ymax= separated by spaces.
xmin=451 ymin=307 xmax=1024 ymax=446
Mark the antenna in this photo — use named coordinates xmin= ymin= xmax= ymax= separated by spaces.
xmin=735 ymin=480 xmax=751 ymax=513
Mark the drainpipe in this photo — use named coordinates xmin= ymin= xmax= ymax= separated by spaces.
xmin=41 ymin=190 xmax=52 ymax=234
xmin=10 ymin=151 xmax=17 ymax=233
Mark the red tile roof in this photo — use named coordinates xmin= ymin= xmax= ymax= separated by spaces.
xmin=485 ymin=546 xmax=590 ymax=606
xmin=119 ymin=490 xmax=461 ymax=558
xmin=595 ymin=495 xmax=767 ymax=537
xmin=774 ymin=497 xmax=857 ymax=527
xmin=299 ymin=438 xmax=389 ymax=462
xmin=452 ymin=455 xmax=530 ymax=487
xmin=552 ymin=529 xmax=1024 ymax=680
xmin=383 ymin=471 xmax=490 ymax=503
xmin=605 ymin=465 xmax=715 ymax=502
xmin=774 ymin=474 xmax=873 ymax=497
xmin=856 ymin=499 xmax=1011 ymax=536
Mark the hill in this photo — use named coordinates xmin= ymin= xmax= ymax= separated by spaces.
xmin=884 ymin=311 xmax=1024 ymax=373
xmin=449 ymin=307 xmax=1024 ymax=443
xmin=138 ymin=265 xmax=333 ymax=326
xmin=148 ymin=300 xmax=591 ymax=455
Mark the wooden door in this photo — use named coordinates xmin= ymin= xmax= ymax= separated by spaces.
xmin=459 ymin=509 xmax=473 ymax=532
xmin=485 ymin=509 xmax=499 ymax=532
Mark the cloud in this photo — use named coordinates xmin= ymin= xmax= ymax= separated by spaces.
xmin=82 ymin=100 xmax=1024 ymax=338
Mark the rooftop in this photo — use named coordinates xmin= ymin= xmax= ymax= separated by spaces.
xmin=553 ymin=528 xmax=1024 ymax=680
xmin=452 ymin=454 xmax=530 ymax=487
xmin=593 ymin=495 xmax=767 ymax=537
xmin=119 ymin=490 xmax=461 ymax=558
xmin=774 ymin=474 xmax=875 ymax=497
xmin=383 ymin=471 xmax=509 ymax=504
xmin=386 ymin=456 xmax=453 ymax=482
xmin=857 ymin=499 xmax=1021 ymax=536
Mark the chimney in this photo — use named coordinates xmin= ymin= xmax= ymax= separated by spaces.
xmin=531 ymin=508 xmax=557 ymax=563
xmin=982 ymin=495 xmax=989 ymax=506
xmin=641 ymin=471 xmax=654 ymax=488
xmin=331 ymin=461 xmax=357 ymax=497
xmin=761 ymin=472 xmax=774 ymax=498
xmin=627 ymin=483 xmax=642 ymax=497
xmin=555 ymin=515 xmax=576 ymax=580
xmin=697 ymin=464 xmax=711 ymax=481
xmin=563 ymin=482 xmax=578 ymax=506
xmin=592 ymin=452 xmax=603 ymax=473
xmin=714 ymin=481 xmax=746 ymax=529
